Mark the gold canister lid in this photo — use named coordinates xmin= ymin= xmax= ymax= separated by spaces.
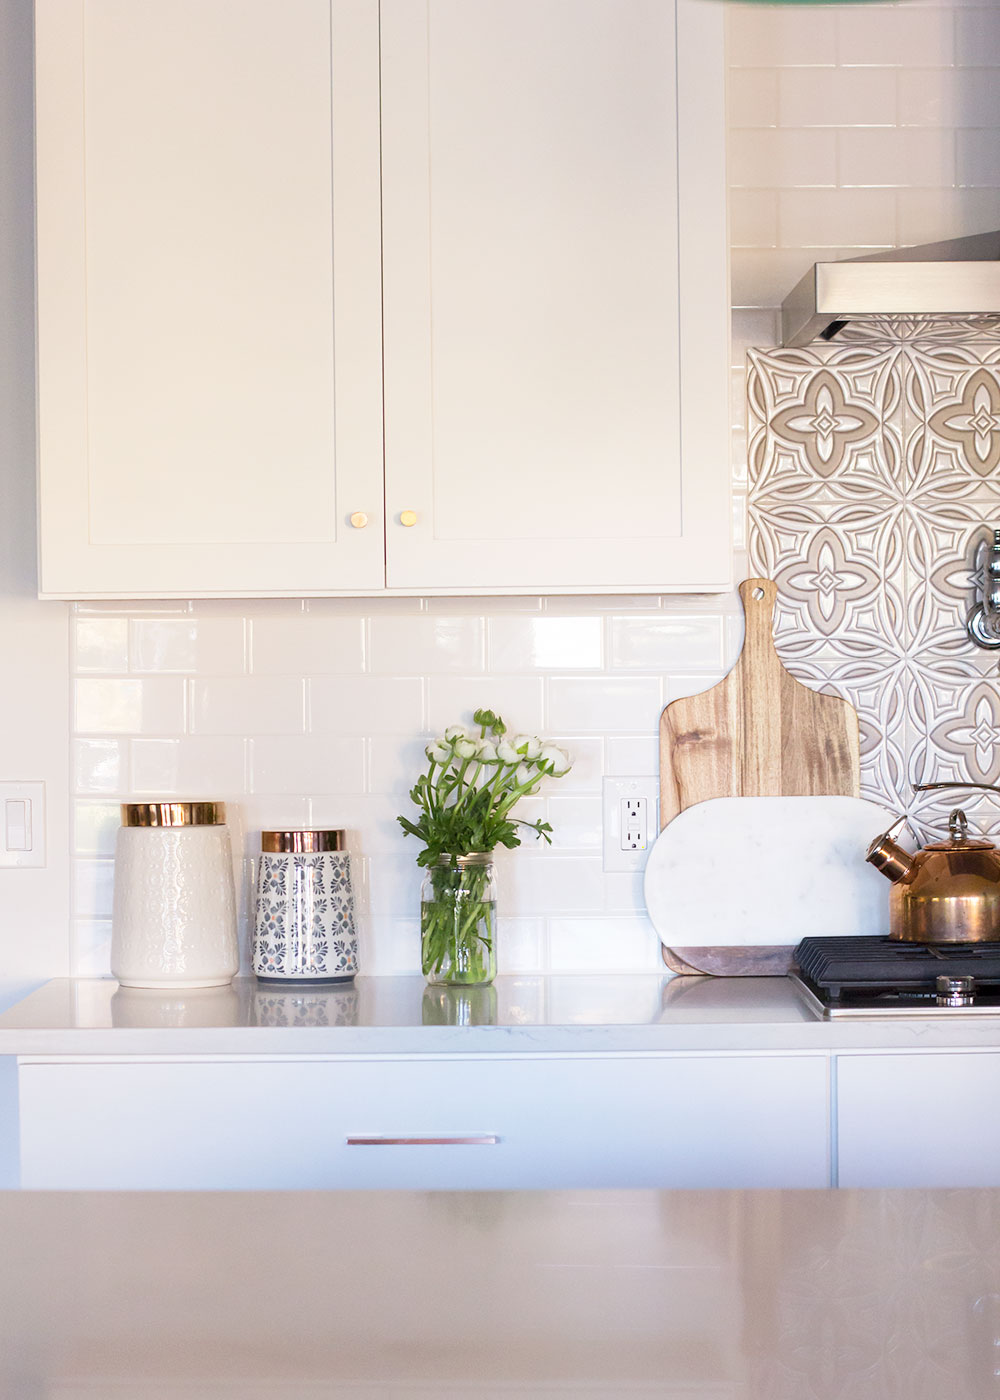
xmin=261 ymin=829 xmax=344 ymax=853
xmin=121 ymin=801 xmax=226 ymax=828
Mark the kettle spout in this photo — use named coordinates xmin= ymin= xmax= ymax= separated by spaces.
xmin=866 ymin=829 xmax=915 ymax=883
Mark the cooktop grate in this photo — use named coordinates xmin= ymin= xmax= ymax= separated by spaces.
xmin=794 ymin=935 xmax=1000 ymax=997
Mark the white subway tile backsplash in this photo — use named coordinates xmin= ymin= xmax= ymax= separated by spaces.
xmin=75 ymin=677 xmax=186 ymax=735
xmin=779 ymin=187 xmax=899 ymax=249
xmin=73 ymin=859 xmax=114 ymax=919
xmin=74 ymin=617 xmax=128 ymax=672
xmin=541 ymin=735 xmax=604 ymax=793
xmin=131 ymin=736 xmax=247 ymax=796
xmin=130 ymin=618 xmax=246 ymax=674
xmin=728 ymin=68 xmax=779 ymax=128
xmin=728 ymin=4 xmax=838 ymax=67
xmin=838 ymin=127 xmax=956 ymax=189
xmin=73 ymin=738 xmax=126 ymax=795
xmin=730 ymin=129 xmax=838 ymax=189
xmin=777 ymin=67 xmax=898 ymax=128
xmin=310 ymin=675 xmax=424 ymax=735
xmin=368 ymin=735 xmax=437 ymax=796
xmin=427 ymin=676 xmax=543 ymax=736
xmin=191 ymin=677 xmax=305 ymax=736
xmin=250 ymin=735 xmax=364 ymax=796
xmin=496 ymin=918 xmax=547 ymax=974
xmin=369 ymin=614 xmax=485 ymax=674
xmin=730 ymin=189 xmax=779 ymax=249
xmin=546 ymin=676 xmax=661 ymax=733
xmin=837 ymin=6 xmax=954 ymax=68
xmin=239 ymin=795 xmax=311 ymax=842
xmin=310 ymin=795 xmax=410 ymax=853
xmin=487 ymin=616 xmax=603 ymax=671
xmin=73 ymin=801 xmax=120 ymax=857
xmin=544 ymin=795 xmax=603 ymax=851
xmin=250 ymin=614 xmax=366 ymax=674
xmin=605 ymin=735 xmax=659 ymax=776
xmin=602 ymin=872 xmax=648 ymax=915
xmin=610 ymin=615 xmax=725 ymax=672
xmin=504 ymin=854 xmax=605 ymax=914
xmin=547 ymin=917 xmax=661 ymax=973
xmin=71 ymin=920 xmax=113 ymax=978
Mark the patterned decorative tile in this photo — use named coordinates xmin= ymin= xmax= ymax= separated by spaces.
xmin=907 ymin=343 xmax=1000 ymax=497
xmin=749 ymin=323 xmax=1000 ymax=841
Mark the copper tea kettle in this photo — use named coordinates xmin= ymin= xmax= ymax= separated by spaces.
xmin=866 ymin=783 xmax=1000 ymax=943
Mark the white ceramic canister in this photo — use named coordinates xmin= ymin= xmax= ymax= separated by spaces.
xmin=111 ymin=802 xmax=239 ymax=989
xmin=253 ymin=829 xmax=358 ymax=984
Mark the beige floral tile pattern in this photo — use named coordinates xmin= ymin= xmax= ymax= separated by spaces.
xmin=749 ymin=319 xmax=1000 ymax=841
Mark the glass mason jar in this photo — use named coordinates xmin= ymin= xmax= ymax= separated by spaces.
xmin=420 ymin=852 xmax=497 ymax=986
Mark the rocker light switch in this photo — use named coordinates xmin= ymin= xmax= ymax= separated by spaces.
xmin=0 ymin=783 xmax=45 ymax=867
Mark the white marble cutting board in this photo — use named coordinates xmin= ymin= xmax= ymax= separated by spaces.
xmin=643 ymin=795 xmax=896 ymax=948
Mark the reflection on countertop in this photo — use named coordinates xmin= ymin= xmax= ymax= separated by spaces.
xmin=2 ymin=1185 xmax=1000 ymax=1397
xmin=4 ymin=973 xmax=1000 ymax=1055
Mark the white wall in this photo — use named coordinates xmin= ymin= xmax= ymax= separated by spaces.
xmin=4 ymin=0 xmax=1000 ymax=981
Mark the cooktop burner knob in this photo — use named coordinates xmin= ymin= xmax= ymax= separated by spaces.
xmin=936 ymin=974 xmax=976 ymax=1007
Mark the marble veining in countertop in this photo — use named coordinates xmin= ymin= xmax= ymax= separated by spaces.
xmin=3 ymin=973 xmax=1000 ymax=1055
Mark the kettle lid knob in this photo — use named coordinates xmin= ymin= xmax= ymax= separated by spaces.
xmin=949 ymin=808 xmax=970 ymax=843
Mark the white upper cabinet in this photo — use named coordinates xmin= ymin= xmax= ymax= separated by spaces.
xmin=35 ymin=0 xmax=384 ymax=597
xmin=35 ymin=0 xmax=729 ymax=599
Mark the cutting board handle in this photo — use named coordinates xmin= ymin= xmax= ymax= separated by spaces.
xmin=739 ymin=578 xmax=781 ymax=679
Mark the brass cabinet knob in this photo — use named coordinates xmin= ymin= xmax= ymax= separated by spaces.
xmin=349 ymin=512 xmax=369 ymax=529
xmin=399 ymin=510 xmax=418 ymax=527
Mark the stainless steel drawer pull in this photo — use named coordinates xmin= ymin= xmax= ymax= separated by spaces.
xmin=346 ymin=1134 xmax=499 ymax=1147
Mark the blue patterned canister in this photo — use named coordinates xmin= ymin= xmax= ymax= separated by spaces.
xmin=252 ymin=830 xmax=358 ymax=984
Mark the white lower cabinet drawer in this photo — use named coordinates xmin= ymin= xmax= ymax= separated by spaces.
xmin=837 ymin=1051 xmax=1000 ymax=1187
xmin=18 ymin=1053 xmax=830 ymax=1191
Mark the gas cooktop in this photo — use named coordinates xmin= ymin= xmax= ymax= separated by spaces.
xmin=792 ymin=935 xmax=1000 ymax=1019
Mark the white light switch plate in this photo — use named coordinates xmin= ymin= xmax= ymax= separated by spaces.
xmin=0 ymin=782 xmax=46 ymax=867
xmin=602 ymin=776 xmax=659 ymax=872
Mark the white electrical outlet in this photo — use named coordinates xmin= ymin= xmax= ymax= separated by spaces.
xmin=602 ymin=776 xmax=659 ymax=872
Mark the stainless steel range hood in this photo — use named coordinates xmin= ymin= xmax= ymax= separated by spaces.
xmin=780 ymin=229 xmax=1000 ymax=347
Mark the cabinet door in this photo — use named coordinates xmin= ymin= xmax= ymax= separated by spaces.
xmin=380 ymin=0 xmax=730 ymax=594
xmin=35 ymin=0 xmax=384 ymax=598
xmin=18 ymin=1054 xmax=829 ymax=1190
xmin=838 ymin=1052 xmax=1000 ymax=1187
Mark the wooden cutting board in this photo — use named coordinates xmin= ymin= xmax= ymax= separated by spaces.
xmin=657 ymin=577 xmax=863 ymax=976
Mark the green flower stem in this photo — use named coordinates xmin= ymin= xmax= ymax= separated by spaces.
xmin=421 ymin=861 xmax=496 ymax=985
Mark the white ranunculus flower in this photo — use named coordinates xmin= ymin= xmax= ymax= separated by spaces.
xmin=477 ymin=740 xmax=499 ymax=762
xmin=444 ymin=725 xmax=469 ymax=742
xmin=497 ymin=740 xmax=521 ymax=764
xmin=425 ymin=741 xmax=451 ymax=763
xmin=515 ymin=762 xmax=541 ymax=789
xmin=455 ymin=738 xmax=479 ymax=759
xmin=538 ymin=744 xmax=571 ymax=776
xmin=513 ymin=734 xmax=542 ymax=758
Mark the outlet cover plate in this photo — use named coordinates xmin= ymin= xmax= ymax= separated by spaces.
xmin=602 ymin=776 xmax=659 ymax=872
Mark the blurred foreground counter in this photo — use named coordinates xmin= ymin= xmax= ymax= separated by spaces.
xmin=1 ymin=1186 xmax=998 ymax=1398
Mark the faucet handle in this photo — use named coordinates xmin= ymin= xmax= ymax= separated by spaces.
xmin=968 ymin=528 xmax=1000 ymax=649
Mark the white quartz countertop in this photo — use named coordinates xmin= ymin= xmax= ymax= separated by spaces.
xmin=0 ymin=1184 xmax=996 ymax=1396
xmin=3 ymin=974 xmax=1000 ymax=1054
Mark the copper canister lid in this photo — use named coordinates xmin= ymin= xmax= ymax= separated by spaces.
xmin=261 ymin=829 xmax=344 ymax=853
xmin=121 ymin=801 xmax=226 ymax=828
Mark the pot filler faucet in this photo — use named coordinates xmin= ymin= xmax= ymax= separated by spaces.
xmin=969 ymin=528 xmax=1000 ymax=649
